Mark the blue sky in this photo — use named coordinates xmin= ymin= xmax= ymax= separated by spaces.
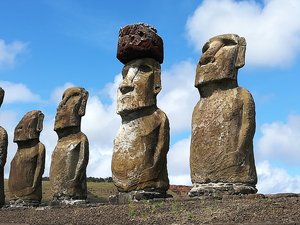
xmin=1 ymin=0 xmax=300 ymax=194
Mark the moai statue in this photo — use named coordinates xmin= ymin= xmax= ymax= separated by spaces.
xmin=8 ymin=110 xmax=45 ymax=206
xmin=0 ymin=88 xmax=8 ymax=207
xmin=111 ymin=23 xmax=170 ymax=201
xmin=49 ymin=87 xmax=89 ymax=204
xmin=189 ymin=34 xmax=257 ymax=197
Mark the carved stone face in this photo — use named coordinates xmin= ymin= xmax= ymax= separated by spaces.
xmin=14 ymin=110 xmax=44 ymax=142
xmin=117 ymin=58 xmax=161 ymax=115
xmin=54 ymin=87 xmax=88 ymax=131
xmin=195 ymin=34 xmax=246 ymax=87
xmin=0 ymin=87 xmax=4 ymax=107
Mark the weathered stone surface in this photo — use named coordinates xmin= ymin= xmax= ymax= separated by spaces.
xmin=49 ymin=87 xmax=89 ymax=203
xmin=188 ymin=183 xmax=257 ymax=197
xmin=0 ymin=87 xmax=8 ymax=207
xmin=190 ymin=34 xmax=257 ymax=196
xmin=112 ymin=24 xmax=169 ymax=199
xmin=117 ymin=23 xmax=164 ymax=64
xmin=109 ymin=189 xmax=169 ymax=204
xmin=8 ymin=110 xmax=45 ymax=206
xmin=169 ymin=185 xmax=192 ymax=198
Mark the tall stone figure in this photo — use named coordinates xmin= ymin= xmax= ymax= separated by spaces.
xmin=0 ymin=88 xmax=8 ymax=207
xmin=50 ymin=87 xmax=89 ymax=203
xmin=189 ymin=34 xmax=257 ymax=196
xmin=8 ymin=110 xmax=45 ymax=206
xmin=112 ymin=23 xmax=170 ymax=200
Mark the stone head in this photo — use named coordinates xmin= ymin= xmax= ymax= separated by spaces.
xmin=116 ymin=23 xmax=163 ymax=115
xmin=14 ymin=110 xmax=44 ymax=142
xmin=0 ymin=87 xmax=4 ymax=107
xmin=117 ymin=58 xmax=161 ymax=115
xmin=54 ymin=87 xmax=88 ymax=131
xmin=195 ymin=34 xmax=246 ymax=88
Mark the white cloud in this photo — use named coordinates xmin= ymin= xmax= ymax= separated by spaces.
xmin=39 ymin=116 xmax=57 ymax=177
xmin=256 ymin=114 xmax=300 ymax=164
xmin=186 ymin=0 xmax=300 ymax=67
xmin=82 ymin=95 xmax=120 ymax=178
xmin=159 ymin=61 xmax=198 ymax=133
xmin=87 ymin=146 xmax=113 ymax=178
xmin=167 ymin=137 xmax=192 ymax=185
xmin=257 ymin=160 xmax=300 ymax=193
xmin=169 ymin=175 xmax=191 ymax=186
xmin=50 ymin=82 xmax=75 ymax=103
xmin=0 ymin=110 xmax=19 ymax=178
xmin=0 ymin=39 xmax=28 ymax=68
xmin=0 ymin=81 xmax=41 ymax=103
xmin=254 ymin=114 xmax=300 ymax=193
xmin=82 ymin=96 xmax=119 ymax=147
xmin=0 ymin=110 xmax=18 ymax=129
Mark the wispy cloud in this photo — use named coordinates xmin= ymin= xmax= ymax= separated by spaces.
xmin=0 ymin=39 xmax=28 ymax=68
xmin=50 ymin=82 xmax=75 ymax=103
xmin=159 ymin=61 xmax=198 ymax=133
xmin=0 ymin=81 xmax=41 ymax=103
xmin=167 ymin=137 xmax=191 ymax=185
xmin=256 ymin=114 xmax=300 ymax=165
xmin=257 ymin=160 xmax=300 ymax=193
xmin=186 ymin=0 xmax=300 ymax=67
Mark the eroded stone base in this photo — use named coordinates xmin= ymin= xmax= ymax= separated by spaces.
xmin=109 ymin=188 xmax=169 ymax=204
xmin=51 ymin=196 xmax=87 ymax=206
xmin=188 ymin=182 xmax=257 ymax=197
xmin=9 ymin=199 xmax=40 ymax=207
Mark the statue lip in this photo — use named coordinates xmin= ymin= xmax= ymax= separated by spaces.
xmin=119 ymin=94 xmax=134 ymax=101
xmin=199 ymin=59 xmax=216 ymax=68
xmin=120 ymin=94 xmax=132 ymax=98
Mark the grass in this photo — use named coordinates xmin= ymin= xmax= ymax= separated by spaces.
xmin=3 ymin=179 xmax=117 ymax=204
xmin=3 ymin=179 xmax=181 ymax=204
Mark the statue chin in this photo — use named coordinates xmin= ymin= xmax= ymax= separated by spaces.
xmin=117 ymin=102 xmax=155 ymax=116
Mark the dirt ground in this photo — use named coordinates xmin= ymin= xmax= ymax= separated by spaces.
xmin=0 ymin=193 xmax=299 ymax=225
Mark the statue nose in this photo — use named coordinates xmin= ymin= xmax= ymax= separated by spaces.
xmin=119 ymin=67 xmax=138 ymax=94
xmin=119 ymin=84 xmax=134 ymax=94
xmin=199 ymin=55 xmax=215 ymax=66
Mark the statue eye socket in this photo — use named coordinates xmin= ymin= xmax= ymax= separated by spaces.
xmin=122 ymin=67 xmax=129 ymax=78
xmin=139 ymin=65 xmax=151 ymax=72
xmin=202 ymin=42 xmax=210 ymax=53
xmin=223 ymin=39 xmax=237 ymax=46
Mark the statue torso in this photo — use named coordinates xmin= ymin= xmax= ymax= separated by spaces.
xmin=190 ymin=87 xmax=256 ymax=183
xmin=50 ymin=132 xmax=88 ymax=187
xmin=112 ymin=108 xmax=168 ymax=191
xmin=9 ymin=142 xmax=44 ymax=194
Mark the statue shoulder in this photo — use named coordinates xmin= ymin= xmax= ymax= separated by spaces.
xmin=37 ymin=142 xmax=46 ymax=154
xmin=78 ymin=132 xmax=89 ymax=143
xmin=0 ymin=126 xmax=8 ymax=142
xmin=155 ymin=108 xmax=169 ymax=125
xmin=237 ymin=87 xmax=255 ymax=105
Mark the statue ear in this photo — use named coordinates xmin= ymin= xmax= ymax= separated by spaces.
xmin=78 ymin=90 xmax=89 ymax=116
xmin=153 ymin=65 xmax=162 ymax=95
xmin=36 ymin=112 xmax=44 ymax=132
xmin=235 ymin=37 xmax=246 ymax=69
